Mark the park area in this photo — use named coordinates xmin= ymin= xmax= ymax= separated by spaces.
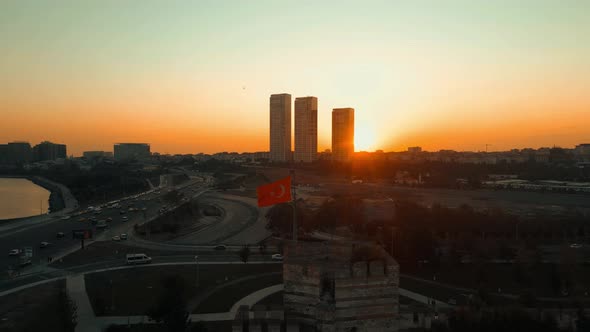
xmin=84 ymin=263 xmax=281 ymax=316
xmin=404 ymin=262 xmax=590 ymax=306
xmin=0 ymin=279 xmax=75 ymax=332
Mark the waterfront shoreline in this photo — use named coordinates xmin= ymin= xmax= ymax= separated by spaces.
xmin=0 ymin=176 xmax=70 ymax=222
xmin=28 ymin=176 xmax=65 ymax=213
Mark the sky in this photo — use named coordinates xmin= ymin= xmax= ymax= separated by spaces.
xmin=1 ymin=0 xmax=589 ymax=156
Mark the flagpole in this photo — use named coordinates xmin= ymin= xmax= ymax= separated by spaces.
xmin=290 ymin=169 xmax=297 ymax=242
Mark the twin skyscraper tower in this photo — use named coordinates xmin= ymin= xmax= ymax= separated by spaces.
xmin=269 ymin=93 xmax=354 ymax=163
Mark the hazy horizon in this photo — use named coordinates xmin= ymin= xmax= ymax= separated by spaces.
xmin=2 ymin=0 xmax=589 ymax=155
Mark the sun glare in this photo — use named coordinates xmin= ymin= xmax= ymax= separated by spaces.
xmin=355 ymin=126 xmax=377 ymax=151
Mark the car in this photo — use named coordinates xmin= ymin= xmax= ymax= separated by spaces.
xmin=56 ymin=232 xmax=65 ymax=238
xmin=39 ymin=242 xmax=51 ymax=248
xmin=448 ymin=298 xmax=457 ymax=305
xmin=94 ymin=210 xmax=102 ymax=215
xmin=120 ymin=233 xmax=128 ymax=240
xmin=106 ymin=217 xmax=113 ymax=222
xmin=121 ymin=216 xmax=129 ymax=222
xmin=112 ymin=236 xmax=121 ymax=241
xmin=214 ymin=245 xmax=227 ymax=251
xmin=19 ymin=258 xmax=32 ymax=266
xmin=120 ymin=210 xmax=126 ymax=214
xmin=60 ymin=215 xmax=71 ymax=220
xmin=126 ymin=253 xmax=152 ymax=265
xmin=8 ymin=249 xmax=20 ymax=256
xmin=141 ymin=207 xmax=147 ymax=211
xmin=271 ymin=254 xmax=284 ymax=261
xmin=78 ymin=217 xmax=87 ymax=222
xmin=570 ymin=243 xmax=583 ymax=249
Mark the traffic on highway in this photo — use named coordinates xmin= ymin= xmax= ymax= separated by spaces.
xmin=0 ymin=179 xmax=209 ymax=277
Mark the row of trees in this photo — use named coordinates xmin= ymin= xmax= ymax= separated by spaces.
xmin=292 ymin=157 xmax=590 ymax=185
xmin=266 ymin=196 xmax=589 ymax=297
xmin=266 ymin=196 xmax=366 ymax=236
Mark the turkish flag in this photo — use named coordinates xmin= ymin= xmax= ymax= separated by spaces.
xmin=257 ymin=176 xmax=292 ymax=207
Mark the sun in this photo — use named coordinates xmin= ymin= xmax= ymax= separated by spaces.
xmin=355 ymin=126 xmax=377 ymax=151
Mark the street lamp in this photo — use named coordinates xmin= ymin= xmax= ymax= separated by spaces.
xmin=110 ymin=279 xmax=115 ymax=311
xmin=194 ymin=255 xmax=199 ymax=287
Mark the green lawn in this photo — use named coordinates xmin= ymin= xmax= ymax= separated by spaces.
xmin=254 ymin=290 xmax=284 ymax=307
xmin=194 ymin=272 xmax=282 ymax=313
xmin=403 ymin=263 xmax=590 ymax=298
xmin=85 ymin=263 xmax=281 ymax=316
xmin=0 ymin=279 xmax=68 ymax=332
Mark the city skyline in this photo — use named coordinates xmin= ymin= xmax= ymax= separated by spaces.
xmin=294 ymin=96 xmax=318 ymax=163
xmin=2 ymin=138 xmax=590 ymax=159
xmin=1 ymin=1 xmax=589 ymax=155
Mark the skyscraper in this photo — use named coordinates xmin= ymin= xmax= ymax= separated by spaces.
xmin=294 ymin=96 xmax=318 ymax=163
xmin=269 ymin=93 xmax=292 ymax=162
xmin=332 ymin=108 xmax=354 ymax=162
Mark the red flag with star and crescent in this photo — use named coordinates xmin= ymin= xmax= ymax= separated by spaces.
xmin=256 ymin=176 xmax=292 ymax=207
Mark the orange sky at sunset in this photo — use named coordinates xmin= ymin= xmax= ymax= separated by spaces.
xmin=1 ymin=1 xmax=589 ymax=155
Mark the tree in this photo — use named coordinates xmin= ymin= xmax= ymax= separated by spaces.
xmin=519 ymin=290 xmax=537 ymax=307
xmin=162 ymin=189 xmax=185 ymax=205
xmin=239 ymin=245 xmax=251 ymax=263
xmin=192 ymin=321 xmax=208 ymax=332
xmin=147 ymin=275 xmax=191 ymax=332
xmin=59 ymin=289 xmax=78 ymax=332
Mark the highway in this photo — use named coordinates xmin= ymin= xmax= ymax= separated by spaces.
xmin=0 ymin=178 xmax=210 ymax=276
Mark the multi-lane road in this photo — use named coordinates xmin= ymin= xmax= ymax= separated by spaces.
xmin=0 ymin=178 xmax=210 ymax=276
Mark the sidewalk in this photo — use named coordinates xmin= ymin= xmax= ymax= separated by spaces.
xmin=399 ymin=287 xmax=452 ymax=309
xmin=67 ymin=274 xmax=99 ymax=332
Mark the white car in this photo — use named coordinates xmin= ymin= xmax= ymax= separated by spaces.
xmin=60 ymin=215 xmax=71 ymax=220
xmin=121 ymin=216 xmax=129 ymax=222
xmin=126 ymin=253 xmax=152 ymax=265
xmin=8 ymin=249 xmax=20 ymax=256
xmin=271 ymin=254 xmax=284 ymax=261
xmin=112 ymin=236 xmax=121 ymax=241
xmin=40 ymin=242 xmax=51 ymax=248
xmin=120 ymin=233 xmax=128 ymax=240
xmin=570 ymin=243 xmax=583 ymax=249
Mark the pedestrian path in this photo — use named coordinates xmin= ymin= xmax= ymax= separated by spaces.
xmin=399 ymin=288 xmax=452 ymax=309
xmin=66 ymin=275 xmax=99 ymax=332
xmin=96 ymin=283 xmax=284 ymax=328
xmin=229 ymin=284 xmax=283 ymax=313
xmin=188 ymin=272 xmax=281 ymax=312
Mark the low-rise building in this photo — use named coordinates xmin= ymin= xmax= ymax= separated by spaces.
xmin=114 ymin=143 xmax=150 ymax=161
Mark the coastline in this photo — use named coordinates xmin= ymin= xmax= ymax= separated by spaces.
xmin=28 ymin=176 xmax=65 ymax=213
xmin=0 ymin=175 xmax=75 ymax=222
